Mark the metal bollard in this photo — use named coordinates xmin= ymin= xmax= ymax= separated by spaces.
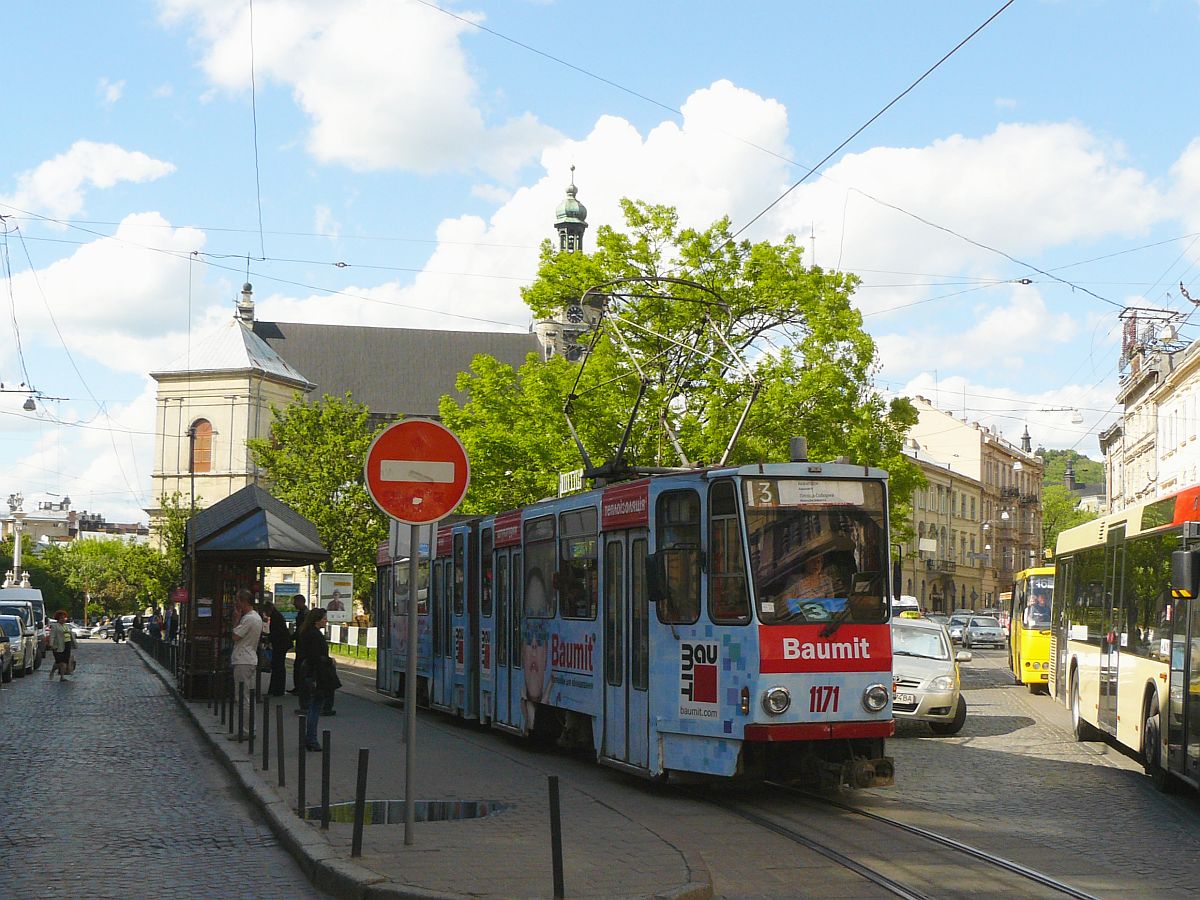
xmin=263 ymin=696 xmax=270 ymax=771
xmin=276 ymin=703 xmax=286 ymax=787
xmin=249 ymin=690 xmax=256 ymax=754
xmin=238 ymin=682 xmax=245 ymax=742
xmin=298 ymin=715 xmax=307 ymax=816
xmin=256 ymin=665 xmax=262 ymax=702
xmin=220 ymin=675 xmax=227 ymax=725
xmin=321 ymin=729 xmax=332 ymax=830
xmin=228 ymin=674 xmax=235 ymax=734
xmin=548 ymin=775 xmax=565 ymax=900
xmin=351 ymin=748 xmax=369 ymax=858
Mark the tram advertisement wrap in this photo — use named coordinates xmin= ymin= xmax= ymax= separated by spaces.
xmin=523 ymin=619 xmax=597 ymax=715
xmin=679 ymin=640 xmax=720 ymax=719
xmin=758 ymin=624 xmax=891 ymax=674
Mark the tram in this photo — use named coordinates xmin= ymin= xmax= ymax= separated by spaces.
xmin=1007 ymin=566 xmax=1053 ymax=693
xmin=375 ymin=446 xmax=896 ymax=788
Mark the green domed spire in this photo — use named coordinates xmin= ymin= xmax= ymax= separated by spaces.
xmin=554 ymin=166 xmax=588 ymax=252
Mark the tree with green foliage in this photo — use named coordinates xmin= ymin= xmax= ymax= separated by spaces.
xmin=248 ymin=392 xmax=388 ymax=611
xmin=441 ymin=200 xmax=921 ymax=526
xmin=1036 ymin=448 xmax=1104 ymax=489
xmin=156 ymin=491 xmax=196 ymax=596
xmin=1042 ymin=484 xmax=1097 ymax=553
xmin=0 ymin=540 xmax=73 ymax=615
xmin=45 ymin=538 xmax=169 ymax=620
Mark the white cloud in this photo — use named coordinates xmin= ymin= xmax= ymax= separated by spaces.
xmin=876 ymin=286 xmax=1079 ymax=378
xmin=98 ymin=77 xmax=126 ymax=106
xmin=994 ymin=97 xmax=1017 ymax=110
xmin=895 ymin=372 xmax=1118 ymax=455
xmin=313 ymin=204 xmax=340 ymax=241
xmin=2 ymin=142 xmax=175 ymax=220
xmin=159 ymin=0 xmax=559 ymax=177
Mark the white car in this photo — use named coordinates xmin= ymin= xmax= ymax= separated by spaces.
xmin=891 ymin=616 xmax=971 ymax=735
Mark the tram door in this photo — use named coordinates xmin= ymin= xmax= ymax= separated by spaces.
xmin=1171 ymin=596 xmax=1200 ymax=779
xmin=1099 ymin=526 xmax=1125 ymax=733
xmin=602 ymin=530 xmax=650 ymax=768
xmin=494 ymin=549 xmax=511 ymax=725
xmin=510 ymin=550 xmax=525 ymax=730
xmin=433 ymin=559 xmax=453 ymax=709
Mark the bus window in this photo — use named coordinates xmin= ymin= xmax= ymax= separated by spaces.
xmin=524 ymin=517 xmax=556 ymax=618
xmin=1023 ymin=575 xmax=1052 ymax=628
xmin=709 ymin=480 xmax=749 ymax=624
xmin=559 ymin=508 xmax=598 ymax=620
xmin=655 ymin=490 xmax=701 ymax=624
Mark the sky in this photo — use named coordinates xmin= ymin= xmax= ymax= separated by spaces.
xmin=3 ymin=0 xmax=1200 ymax=524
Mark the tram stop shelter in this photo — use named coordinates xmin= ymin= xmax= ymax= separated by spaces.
xmin=179 ymin=483 xmax=329 ymax=699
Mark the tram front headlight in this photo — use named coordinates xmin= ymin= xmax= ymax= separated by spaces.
xmin=863 ymin=683 xmax=889 ymax=712
xmin=762 ymin=686 xmax=791 ymax=716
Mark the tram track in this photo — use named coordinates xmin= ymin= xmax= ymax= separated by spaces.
xmin=702 ymin=783 xmax=1100 ymax=899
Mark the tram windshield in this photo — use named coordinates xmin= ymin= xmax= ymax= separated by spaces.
xmin=743 ymin=478 xmax=889 ymax=626
xmin=1022 ymin=574 xmax=1053 ymax=628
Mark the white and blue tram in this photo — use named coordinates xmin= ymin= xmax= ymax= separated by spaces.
xmin=375 ymin=456 xmax=896 ymax=787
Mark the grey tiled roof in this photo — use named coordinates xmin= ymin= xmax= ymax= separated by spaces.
xmin=151 ymin=318 xmax=313 ymax=388
xmin=252 ymin=321 xmax=541 ymax=418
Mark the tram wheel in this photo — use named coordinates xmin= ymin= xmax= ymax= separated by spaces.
xmin=1142 ymin=701 xmax=1173 ymax=793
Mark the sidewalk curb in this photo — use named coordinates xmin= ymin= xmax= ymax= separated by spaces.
xmin=131 ymin=643 xmax=448 ymax=900
xmin=133 ymin=642 xmax=711 ymax=900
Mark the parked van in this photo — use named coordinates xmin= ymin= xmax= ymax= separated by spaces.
xmin=0 ymin=602 xmax=37 ymax=675
xmin=0 ymin=588 xmax=47 ymax=668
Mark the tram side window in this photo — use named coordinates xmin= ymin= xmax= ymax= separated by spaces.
xmin=709 ymin=480 xmax=750 ymax=624
xmin=605 ymin=541 xmax=623 ymax=687
xmin=393 ymin=559 xmax=430 ymax=616
xmin=453 ymin=534 xmax=465 ymax=617
xmin=524 ymin=516 xmax=556 ymax=618
xmin=496 ymin=553 xmax=509 ymax=667
xmin=559 ymin=508 xmax=598 ymax=620
xmin=654 ymin=490 xmax=701 ymax=625
xmin=631 ymin=538 xmax=649 ymax=691
xmin=481 ymin=529 xmax=494 ymax=618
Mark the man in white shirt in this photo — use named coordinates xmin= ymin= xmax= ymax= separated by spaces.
xmin=231 ymin=588 xmax=263 ymax=735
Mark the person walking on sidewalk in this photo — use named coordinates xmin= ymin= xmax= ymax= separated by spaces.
xmin=231 ymin=589 xmax=264 ymax=725
xmin=296 ymin=607 xmax=333 ymax=751
xmin=49 ymin=610 xmax=75 ymax=681
xmin=263 ymin=600 xmax=292 ymax=697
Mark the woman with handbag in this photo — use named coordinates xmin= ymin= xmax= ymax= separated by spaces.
xmin=296 ymin=607 xmax=333 ymax=751
xmin=49 ymin=610 xmax=75 ymax=681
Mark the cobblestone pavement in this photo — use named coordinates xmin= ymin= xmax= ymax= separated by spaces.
xmin=0 ymin=640 xmax=325 ymax=899
xmin=858 ymin=648 xmax=1200 ymax=899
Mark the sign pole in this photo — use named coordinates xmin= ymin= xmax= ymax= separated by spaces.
xmin=404 ymin=522 xmax=419 ymax=847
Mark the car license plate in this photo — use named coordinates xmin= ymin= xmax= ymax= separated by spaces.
xmin=894 ymin=692 xmax=916 ymax=705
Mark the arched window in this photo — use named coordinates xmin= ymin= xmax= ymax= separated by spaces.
xmin=191 ymin=419 xmax=213 ymax=474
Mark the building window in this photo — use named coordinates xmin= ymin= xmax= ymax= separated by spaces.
xmin=190 ymin=419 xmax=213 ymax=474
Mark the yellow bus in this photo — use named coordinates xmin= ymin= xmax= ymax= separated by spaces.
xmin=1052 ymin=486 xmax=1200 ymax=792
xmin=1008 ymin=566 xmax=1053 ymax=693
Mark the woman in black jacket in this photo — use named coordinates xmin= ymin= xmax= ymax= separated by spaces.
xmin=296 ymin=608 xmax=331 ymax=751
xmin=263 ymin=601 xmax=292 ymax=697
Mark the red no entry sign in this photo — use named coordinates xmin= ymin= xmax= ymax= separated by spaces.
xmin=364 ymin=419 xmax=470 ymax=524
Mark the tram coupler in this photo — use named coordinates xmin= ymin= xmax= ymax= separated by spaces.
xmin=842 ymin=755 xmax=894 ymax=789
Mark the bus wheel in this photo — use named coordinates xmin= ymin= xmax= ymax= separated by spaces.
xmin=1143 ymin=701 xmax=1173 ymax=793
xmin=1070 ymin=670 xmax=1099 ymax=742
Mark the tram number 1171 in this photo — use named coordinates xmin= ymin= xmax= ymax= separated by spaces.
xmin=809 ymin=685 xmax=840 ymax=713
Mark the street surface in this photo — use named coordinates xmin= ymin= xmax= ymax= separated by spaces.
xmin=0 ymin=640 xmax=324 ymax=899
xmin=6 ymin=637 xmax=1199 ymax=898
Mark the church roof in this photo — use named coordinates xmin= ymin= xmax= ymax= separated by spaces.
xmin=252 ymin=320 xmax=541 ymax=418
xmin=151 ymin=317 xmax=314 ymax=389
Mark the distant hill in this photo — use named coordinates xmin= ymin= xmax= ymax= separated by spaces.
xmin=1036 ymin=448 xmax=1104 ymax=489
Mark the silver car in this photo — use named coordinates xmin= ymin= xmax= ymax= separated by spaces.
xmin=962 ymin=615 xmax=1005 ymax=649
xmin=0 ymin=628 xmax=12 ymax=682
xmin=891 ymin=616 xmax=970 ymax=735
xmin=0 ymin=615 xmax=30 ymax=678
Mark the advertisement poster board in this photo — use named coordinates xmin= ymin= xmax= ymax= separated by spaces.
xmin=318 ymin=572 xmax=353 ymax=623
xmin=273 ymin=582 xmax=302 ymax=624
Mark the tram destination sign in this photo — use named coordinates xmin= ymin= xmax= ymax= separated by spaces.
xmin=364 ymin=419 xmax=470 ymax=525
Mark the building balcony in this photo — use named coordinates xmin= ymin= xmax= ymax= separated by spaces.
xmin=1001 ymin=486 xmax=1020 ymax=500
xmin=926 ymin=558 xmax=957 ymax=575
